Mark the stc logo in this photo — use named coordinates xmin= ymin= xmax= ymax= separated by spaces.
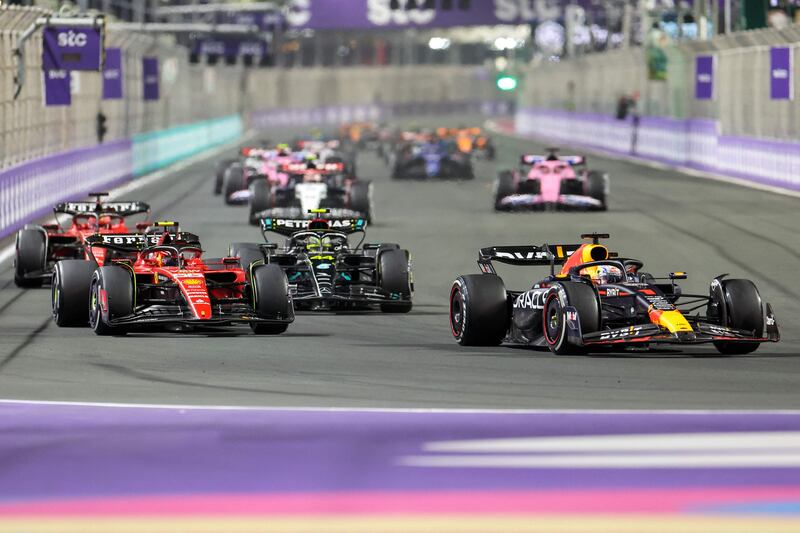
xmin=57 ymin=30 xmax=89 ymax=48
xmin=367 ymin=0 xmax=436 ymax=26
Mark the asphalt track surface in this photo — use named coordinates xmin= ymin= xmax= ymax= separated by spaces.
xmin=0 ymin=116 xmax=798 ymax=409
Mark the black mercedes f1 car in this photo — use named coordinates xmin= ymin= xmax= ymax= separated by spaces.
xmin=449 ymin=233 xmax=779 ymax=355
xmin=229 ymin=211 xmax=412 ymax=312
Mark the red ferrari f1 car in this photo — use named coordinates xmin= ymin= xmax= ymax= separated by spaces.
xmin=14 ymin=193 xmax=151 ymax=287
xmin=51 ymin=222 xmax=294 ymax=335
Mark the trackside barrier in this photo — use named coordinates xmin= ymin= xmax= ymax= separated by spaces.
xmin=0 ymin=140 xmax=132 ymax=240
xmin=132 ymin=115 xmax=243 ymax=177
xmin=249 ymin=101 xmax=513 ymax=130
xmin=516 ymin=107 xmax=800 ymax=193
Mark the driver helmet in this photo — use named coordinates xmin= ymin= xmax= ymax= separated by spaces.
xmin=592 ymin=265 xmax=623 ymax=285
xmin=276 ymin=143 xmax=290 ymax=156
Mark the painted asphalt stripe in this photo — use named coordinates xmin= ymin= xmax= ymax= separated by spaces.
xmin=1 ymin=399 xmax=800 ymax=414
xmin=0 ymin=515 xmax=798 ymax=533
xmin=0 ymin=133 xmax=253 ymax=268
xmin=423 ymin=431 xmax=800 ymax=453
xmin=400 ymin=453 xmax=800 ymax=469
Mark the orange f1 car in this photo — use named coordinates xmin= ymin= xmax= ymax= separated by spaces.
xmin=450 ymin=233 xmax=779 ymax=355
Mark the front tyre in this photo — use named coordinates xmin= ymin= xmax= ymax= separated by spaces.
xmin=348 ymin=180 xmax=373 ymax=223
xmin=250 ymin=264 xmax=293 ymax=334
xmin=543 ymin=282 xmax=600 ymax=355
xmin=379 ymin=249 xmax=412 ymax=313
xmin=89 ymin=266 xmax=133 ymax=336
xmin=711 ymin=279 xmax=763 ymax=355
xmin=586 ymin=170 xmax=608 ymax=211
xmin=52 ymin=260 xmax=97 ymax=326
xmin=449 ymin=274 xmax=508 ymax=346
xmin=222 ymin=163 xmax=245 ymax=205
xmin=214 ymin=158 xmax=236 ymax=195
xmin=494 ymin=170 xmax=516 ymax=211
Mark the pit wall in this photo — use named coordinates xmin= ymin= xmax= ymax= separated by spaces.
xmin=517 ymin=26 xmax=800 ymax=192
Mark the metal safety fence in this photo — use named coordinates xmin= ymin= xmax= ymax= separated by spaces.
xmin=519 ymin=25 xmax=800 ymax=142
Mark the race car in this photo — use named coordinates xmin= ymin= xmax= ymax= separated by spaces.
xmin=50 ymin=222 xmax=294 ymax=335
xmin=494 ymin=149 xmax=608 ymax=211
xmin=228 ymin=210 xmax=411 ymax=312
xmin=13 ymin=193 xmax=151 ymax=287
xmin=436 ymin=127 xmax=496 ymax=161
xmin=220 ymin=145 xmax=299 ymax=205
xmin=392 ymin=133 xmax=473 ymax=180
xmin=449 ymin=233 xmax=779 ymax=355
xmin=248 ymin=158 xmax=373 ymax=225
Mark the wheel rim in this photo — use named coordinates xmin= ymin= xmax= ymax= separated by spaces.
xmin=51 ymin=272 xmax=60 ymax=321
xmin=544 ymin=294 xmax=562 ymax=345
xmin=89 ymin=281 xmax=100 ymax=330
xmin=450 ymin=287 xmax=463 ymax=337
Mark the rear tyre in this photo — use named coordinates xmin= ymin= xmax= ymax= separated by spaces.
xmin=248 ymin=179 xmax=271 ymax=225
xmin=214 ymin=158 xmax=236 ymax=195
xmin=379 ymin=249 xmax=412 ymax=313
xmin=449 ymin=274 xmax=508 ymax=345
xmin=543 ymin=282 xmax=601 ymax=355
xmin=250 ymin=264 xmax=293 ymax=334
xmin=348 ymin=180 xmax=373 ymax=223
xmin=229 ymin=242 xmax=265 ymax=274
xmin=89 ymin=266 xmax=133 ymax=335
xmin=52 ymin=260 xmax=96 ymax=326
xmin=14 ymin=229 xmax=47 ymax=288
xmin=494 ymin=170 xmax=516 ymax=211
xmin=222 ymin=163 xmax=245 ymax=205
xmin=586 ymin=171 xmax=608 ymax=211
xmin=711 ymin=279 xmax=763 ymax=355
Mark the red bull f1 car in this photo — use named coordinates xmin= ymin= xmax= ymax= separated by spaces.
xmin=14 ymin=193 xmax=151 ymax=287
xmin=450 ymin=233 xmax=779 ymax=355
xmin=228 ymin=211 xmax=412 ymax=313
xmin=51 ymin=222 xmax=293 ymax=335
xmin=494 ymin=149 xmax=608 ymax=211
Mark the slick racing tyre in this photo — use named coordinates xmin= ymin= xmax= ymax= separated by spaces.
xmin=229 ymin=243 xmax=266 ymax=275
xmin=214 ymin=158 xmax=236 ymax=195
xmin=52 ymin=260 xmax=96 ymax=326
xmin=15 ymin=228 xmax=47 ymax=288
xmin=248 ymin=179 xmax=271 ymax=225
xmin=89 ymin=266 xmax=133 ymax=336
xmin=710 ymin=279 xmax=763 ymax=355
xmin=450 ymin=274 xmax=508 ymax=346
xmin=222 ymin=163 xmax=245 ymax=205
xmin=586 ymin=171 xmax=608 ymax=211
xmin=379 ymin=249 xmax=412 ymax=313
xmin=348 ymin=180 xmax=373 ymax=223
xmin=251 ymin=264 xmax=293 ymax=334
xmin=494 ymin=170 xmax=516 ymax=211
xmin=543 ymin=282 xmax=600 ymax=355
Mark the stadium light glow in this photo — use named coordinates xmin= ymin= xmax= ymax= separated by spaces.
xmin=496 ymin=75 xmax=518 ymax=91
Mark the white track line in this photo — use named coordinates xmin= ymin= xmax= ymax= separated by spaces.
xmin=0 ymin=398 xmax=799 ymax=413
xmin=485 ymin=119 xmax=800 ymax=200
xmin=0 ymin=133 xmax=253 ymax=268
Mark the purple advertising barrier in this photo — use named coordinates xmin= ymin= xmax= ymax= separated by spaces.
xmin=42 ymin=26 xmax=103 ymax=71
xmin=283 ymin=0 xmax=606 ymax=30
xmin=695 ymin=55 xmax=715 ymax=100
xmin=0 ymin=140 xmax=133 ymax=239
xmin=142 ymin=57 xmax=159 ymax=101
xmin=193 ymin=39 xmax=268 ymax=58
xmin=42 ymin=69 xmax=71 ymax=106
xmin=102 ymin=48 xmax=123 ymax=100
xmin=770 ymin=46 xmax=793 ymax=100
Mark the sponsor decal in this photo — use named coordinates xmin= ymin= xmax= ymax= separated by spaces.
xmin=496 ymin=250 xmax=549 ymax=261
xmin=599 ymin=326 xmax=642 ymax=341
xmin=605 ymin=287 xmax=619 ymax=297
xmin=513 ymin=290 xmax=547 ymax=309
xmin=182 ymin=279 xmax=202 ymax=286
xmin=645 ymin=295 xmax=674 ymax=311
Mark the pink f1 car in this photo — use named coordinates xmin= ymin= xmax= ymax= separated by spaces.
xmin=494 ymin=149 xmax=608 ymax=211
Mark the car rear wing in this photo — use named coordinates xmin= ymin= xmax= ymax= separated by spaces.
xmin=84 ymin=233 xmax=160 ymax=251
xmin=478 ymin=244 xmax=581 ymax=272
xmin=54 ymin=201 xmax=151 ymax=216
xmin=281 ymin=162 xmax=345 ymax=174
xmin=520 ymin=154 xmax=585 ymax=166
xmin=260 ymin=217 xmax=367 ymax=237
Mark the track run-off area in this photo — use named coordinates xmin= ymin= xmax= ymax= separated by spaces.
xmin=0 ymin=117 xmax=799 ymax=532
